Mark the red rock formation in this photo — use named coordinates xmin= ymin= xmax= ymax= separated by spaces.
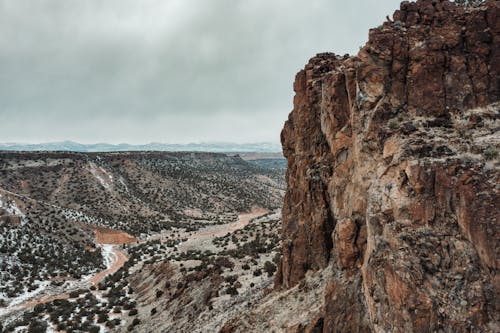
xmin=276 ymin=0 xmax=499 ymax=331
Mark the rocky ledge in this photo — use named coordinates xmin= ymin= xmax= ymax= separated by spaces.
xmin=275 ymin=0 xmax=499 ymax=332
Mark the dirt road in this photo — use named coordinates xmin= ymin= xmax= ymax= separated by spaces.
xmin=0 ymin=229 xmax=131 ymax=316
xmin=190 ymin=208 xmax=268 ymax=240
xmin=89 ymin=246 xmax=128 ymax=286
xmin=1 ymin=211 xmax=266 ymax=316
xmin=174 ymin=208 xmax=269 ymax=254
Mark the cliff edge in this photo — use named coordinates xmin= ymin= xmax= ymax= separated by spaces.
xmin=275 ymin=0 xmax=499 ymax=331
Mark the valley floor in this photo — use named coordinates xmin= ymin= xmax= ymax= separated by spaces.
xmin=0 ymin=209 xmax=277 ymax=332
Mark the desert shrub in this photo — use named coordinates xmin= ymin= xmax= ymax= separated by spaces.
xmin=272 ymin=252 xmax=281 ymax=264
xmin=33 ymin=304 xmax=46 ymax=314
xmin=215 ymin=256 xmax=234 ymax=269
xmin=264 ymin=261 xmax=277 ymax=277
xmin=89 ymin=326 xmax=100 ymax=333
xmin=27 ymin=320 xmax=48 ymax=333
xmin=225 ymin=275 xmax=238 ymax=284
xmin=225 ymin=286 xmax=238 ymax=296
xmin=97 ymin=313 xmax=108 ymax=323
xmin=483 ymin=147 xmax=498 ymax=160
xmin=388 ymin=119 xmax=399 ymax=130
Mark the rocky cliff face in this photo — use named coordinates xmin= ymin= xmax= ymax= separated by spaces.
xmin=276 ymin=0 xmax=499 ymax=331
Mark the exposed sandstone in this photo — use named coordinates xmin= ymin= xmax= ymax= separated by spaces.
xmin=274 ymin=0 xmax=499 ymax=332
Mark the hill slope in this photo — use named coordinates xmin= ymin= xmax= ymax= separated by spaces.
xmin=0 ymin=151 xmax=284 ymax=313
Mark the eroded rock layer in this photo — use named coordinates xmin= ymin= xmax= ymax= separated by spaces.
xmin=276 ymin=0 xmax=499 ymax=332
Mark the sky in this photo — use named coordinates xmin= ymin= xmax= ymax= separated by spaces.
xmin=0 ymin=0 xmax=402 ymax=144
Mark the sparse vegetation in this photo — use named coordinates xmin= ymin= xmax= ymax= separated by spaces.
xmin=483 ymin=147 xmax=498 ymax=160
xmin=0 ymin=152 xmax=285 ymax=332
xmin=388 ymin=119 xmax=399 ymax=130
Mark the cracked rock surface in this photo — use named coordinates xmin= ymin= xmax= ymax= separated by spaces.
xmin=273 ymin=0 xmax=499 ymax=332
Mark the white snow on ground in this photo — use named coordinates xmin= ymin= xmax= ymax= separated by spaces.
xmin=62 ymin=207 xmax=104 ymax=225
xmin=97 ymin=323 xmax=107 ymax=333
xmin=93 ymin=291 xmax=108 ymax=304
xmin=119 ymin=176 xmax=129 ymax=192
xmin=0 ymin=281 xmax=51 ymax=316
xmin=87 ymin=162 xmax=113 ymax=189
xmin=100 ymin=244 xmax=116 ymax=269
xmin=44 ymin=315 xmax=56 ymax=333
xmin=0 ymin=245 xmax=115 ymax=316
xmin=0 ymin=193 xmax=28 ymax=225
xmin=62 ymin=275 xmax=93 ymax=290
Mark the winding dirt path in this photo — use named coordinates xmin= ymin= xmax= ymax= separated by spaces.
xmin=190 ymin=208 xmax=268 ymax=240
xmin=0 ymin=229 xmax=132 ymax=316
xmin=89 ymin=246 xmax=128 ymax=286
xmin=1 ymin=211 xmax=266 ymax=317
xmin=172 ymin=208 xmax=269 ymax=254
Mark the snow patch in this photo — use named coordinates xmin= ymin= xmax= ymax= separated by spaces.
xmin=0 ymin=280 xmax=51 ymax=316
xmin=119 ymin=176 xmax=129 ymax=192
xmin=100 ymin=244 xmax=117 ymax=269
xmin=87 ymin=162 xmax=113 ymax=190
xmin=0 ymin=194 xmax=28 ymax=225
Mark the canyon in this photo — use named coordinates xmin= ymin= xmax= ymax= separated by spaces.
xmin=0 ymin=0 xmax=498 ymax=332
xmin=0 ymin=152 xmax=285 ymax=332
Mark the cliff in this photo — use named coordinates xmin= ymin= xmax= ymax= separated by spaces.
xmin=275 ymin=0 xmax=499 ymax=332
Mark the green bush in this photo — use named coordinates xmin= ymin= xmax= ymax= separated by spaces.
xmin=264 ymin=261 xmax=277 ymax=277
xmin=484 ymin=147 xmax=498 ymax=160
xmin=225 ymin=286 xmax=238 ymax=296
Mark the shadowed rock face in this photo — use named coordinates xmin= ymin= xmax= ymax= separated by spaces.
xmin=277 ymin=0 xmax=499 ymax=331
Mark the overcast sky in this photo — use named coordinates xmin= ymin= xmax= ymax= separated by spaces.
xmin=0 ymin=0 xmax=402 ymax=144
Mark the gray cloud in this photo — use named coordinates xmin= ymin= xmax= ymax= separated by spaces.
xmin=0 ymin=0 xmax=402 ymax=144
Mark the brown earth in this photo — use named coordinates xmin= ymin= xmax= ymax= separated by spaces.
xmin=89 ymin=247 xmax=128 ymax=286
xmin=91 ymin=226 xmax=137 ymax=244
xmin=190 ymin=208 xmax=269 ymax=240
xmin=18 ymin=294 xmax=70 ymax=311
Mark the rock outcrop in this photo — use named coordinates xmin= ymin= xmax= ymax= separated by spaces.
xmin=276 ymin=0 xmax=499 ymax=332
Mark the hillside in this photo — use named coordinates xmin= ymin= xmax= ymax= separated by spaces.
xmin=0 ymin=151 xmax=285 ymax=332
xmin=0 ymin=142 xmax=282 ymax=154
xmin=0 ymin=151 xmax=284 ymax=235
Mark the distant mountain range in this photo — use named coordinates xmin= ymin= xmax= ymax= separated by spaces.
xmin=0 ymin=141 xmax=282 ymax=153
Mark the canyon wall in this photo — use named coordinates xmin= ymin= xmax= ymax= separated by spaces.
xmin=276 ymin=0 xmax=499 ymax=331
